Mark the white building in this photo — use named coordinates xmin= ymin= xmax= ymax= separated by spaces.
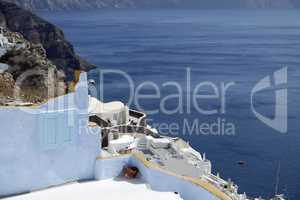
xmin=0 ymin=70 xmax=284 ymax=200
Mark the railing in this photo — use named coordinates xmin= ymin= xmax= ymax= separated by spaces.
xmin=129 ymin=109 xmax=147 ymax=127
xmin=89 ymin=115 xmax=109 ymax=127
xmin=103 ymin=124 xmax=159 ymax=137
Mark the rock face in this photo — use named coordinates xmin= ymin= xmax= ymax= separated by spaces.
xmin=0 ymin=0 xmax=93 ymax=80
xmin=0 ymin=27 xmax=67 ymax=104
xmin=3 ymin=0 xmax=300 ymax=10
xmin=0 ymin=72 xmax=14 ymax=97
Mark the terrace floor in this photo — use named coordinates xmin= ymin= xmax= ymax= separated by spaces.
xmin=4 ymin=179 xmax=183 ymax=200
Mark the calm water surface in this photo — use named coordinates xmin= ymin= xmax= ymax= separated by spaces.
xmin=40 ymin=10 xmax=300 ymax=199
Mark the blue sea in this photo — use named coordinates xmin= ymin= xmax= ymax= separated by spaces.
xmin=40 ymin=10 xmax=300 ymax=199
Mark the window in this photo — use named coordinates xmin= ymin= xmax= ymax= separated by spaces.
xmin=39 ymin=111 xmax=74 ymax=150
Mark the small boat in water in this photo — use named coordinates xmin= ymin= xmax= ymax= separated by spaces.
xmin=237 ymin=161 xmax=246 ymax=166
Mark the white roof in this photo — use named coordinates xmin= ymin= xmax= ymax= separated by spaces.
xmin=5 ymin=179 xmax=183 ymax=200
xmin=88 ymin=96 xmax=125 ymax=114
xmin=146 ymin=136 xmax=171 ymax=144
xmin=182 ymin=147 xmax=203 ymax=161
xmin=146 ymin=136 xmax=171 ymax=149
xmin=109 ymin=135 xmax=136 ymax=152
xmin=110 ymin=135 xmax=135 ymax=145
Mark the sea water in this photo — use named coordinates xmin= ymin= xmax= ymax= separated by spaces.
xmin=40 ymin=9 xmax=300 ymax=199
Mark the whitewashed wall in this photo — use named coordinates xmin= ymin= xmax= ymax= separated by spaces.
xmin=95 ymin=156 xmax=219 ymax=200
xmin=0 ymin=73 xmax=101 ymax=197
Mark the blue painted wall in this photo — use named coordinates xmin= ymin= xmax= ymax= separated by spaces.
xmin=0 ymin=73 xmax=101 ymax=197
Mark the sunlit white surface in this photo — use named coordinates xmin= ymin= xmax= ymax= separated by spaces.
xmin=5 ymin=179 xmax=183 ymax=200
xmin=88 ymin=96 xmax=124 ymax=114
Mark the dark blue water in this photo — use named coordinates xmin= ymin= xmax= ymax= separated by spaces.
xmin=40 ymin=10 xmax=300 ymax=199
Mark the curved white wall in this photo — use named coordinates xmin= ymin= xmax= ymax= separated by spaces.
xmin=95 ymin=156 xmax=219 ymax=200
xmin=0 ymin=73 xmax=101 ymax=197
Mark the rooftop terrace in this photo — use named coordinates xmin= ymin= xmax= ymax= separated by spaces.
xmin=4 ymin=179 xmax=183 ymax=200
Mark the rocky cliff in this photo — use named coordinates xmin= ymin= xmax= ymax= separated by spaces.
xmin=0 ymin=0 xmax=93 ymax=105
xmin=3 ymin=0 xmax=299 ymax=10
xmin=0 ymin=0 xmax=93 ymax=79
xmin=0 ymin=27 xmax=67 ymax=104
